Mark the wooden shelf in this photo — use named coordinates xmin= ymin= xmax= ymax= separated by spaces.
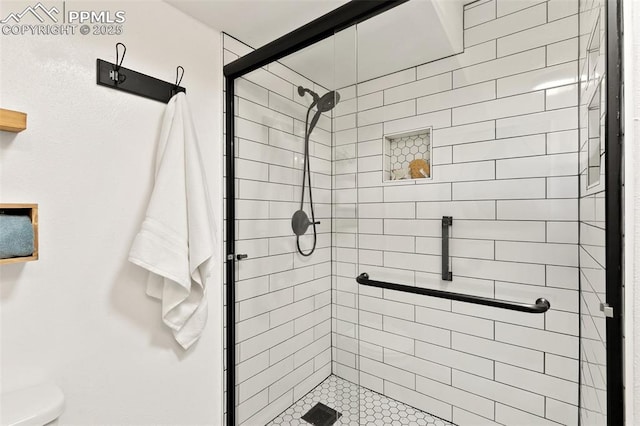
xmin=0 ymin=108 xmax=27 ymax=133
xmin=0 ymin=203 xmax=38 ymax=265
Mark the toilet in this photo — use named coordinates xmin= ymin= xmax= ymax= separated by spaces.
xmin=1 ymin=384 xmax=64 ymax=426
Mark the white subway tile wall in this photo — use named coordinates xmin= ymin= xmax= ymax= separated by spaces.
xmin=578 ymin=0 xmax=607 ymax=423
xmin=224 ymin=34 xmax=334 ymax=426
xmin=332 ymin=1 xmax=580 ymax=424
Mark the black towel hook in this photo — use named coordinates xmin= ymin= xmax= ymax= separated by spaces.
xmin=175 ymin=66 xmax=184 ymax=87
xmin=171 ymin=66 xmax=185 ymax=97
xmin=110 ymin=42 xmax=127 ymax=84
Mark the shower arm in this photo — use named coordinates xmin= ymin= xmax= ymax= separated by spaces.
xmin=356 ymin=273 xmax=550 ymax=314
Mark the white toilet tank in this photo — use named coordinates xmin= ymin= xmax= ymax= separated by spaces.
xmin=1 ymin=384 xmax=64 ymax=426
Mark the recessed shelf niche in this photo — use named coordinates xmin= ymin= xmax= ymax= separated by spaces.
xmin=383 ymin=128 xmax=432 ymax=183
xmin=0 ymin=203 xmax=38 ymax=265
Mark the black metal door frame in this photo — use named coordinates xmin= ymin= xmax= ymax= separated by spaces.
xmin=223 ymin=0 xmax=625 ymax=424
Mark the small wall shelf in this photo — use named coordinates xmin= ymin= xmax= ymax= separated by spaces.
xmin=0 ymin=108 xmax=27 ymax=133
xmin=0 ymin=204 xmax=38 ymax=265
xmin=383 ymin=128 xmax=432 ymax=182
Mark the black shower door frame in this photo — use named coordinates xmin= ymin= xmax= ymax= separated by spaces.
xmin=222 ymin=1 xmax=625 ymax=425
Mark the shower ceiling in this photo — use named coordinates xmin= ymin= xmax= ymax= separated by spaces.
xmin=166 ymin=0 xmax=464 ymax=88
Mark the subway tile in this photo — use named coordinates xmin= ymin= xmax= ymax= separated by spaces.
xmin=236 ymin=117 xmax=269 ymax=144
xmin=357 ymin=202 xmax=417 ymax=219
xmin=496 ymin=106 xmax=577 ymax=140
xmin=358 ymin=91 xmax=384 ymax=111
xmin=416 ymin=237 xmax=494 ymax=260
xmin=269 ymin=92 xmax=307 ymax=121
xmin=360 ymin=294 xmax=415 ymax=321
xmin=465 ymin=0 xmax=496 ymax=28
xmin=453 ymin=91 xmax=545 ymax=125
xmin=236 ymin=351 xmax=270 ymax=384
xmin=496 ymin=153 xmax=577 ymax=179
xmin=432 ymin=121 xmax=495 ymax=146
xmin=238 ymin=139 xmax=293 ymax=169
xmin=384 ymin=219 xmax=445 ymax=238
xmin=498 ymin=15 xmax=579 ymax=57
xmin=238 ymin=287 xmax=293 ymax=321
xmin=497 ymin=61 xmax=578 ymax=97
xmin=451 ymin=300 xmax=543 ymax=329
xmin=360 ymin=356 xmax=416 ymax=389
xmin=416 ymin=340 xmax=493 ymax=379
xmin=237 ymin=77 xmax=269 ymax=106
xmin=495 ymin=323 xmax=578 ymax=358
xmin=238 ymin=356 xmax=292 ymax=402
xmin=385 ymin=251 xmax=441 ymax=275
xmin=497 ymin=199 xmax=578 ymax=221
xmin=546 ymin=398 xmax=579 ymax=426
xmin=383 ymin=316 xmax=451 ymax=348
xmin=453 ymin=48 xmax=546 ymax=88
xmin=496 ymin=363 xmax=578 ymax=405
xmin=547 ymin=265 xmax=579 ymax=290
xmin=495 ymin=241 xmax=578 ymax=267
xmin=452 ymin=134 xmax=546 ymax=163
xmin=333 ymin=97 xmax=357 ymax=117
xmin=243 ymin=67 xmax=294 ymax=100
xmin=239 ymin=322 xmax=294 ymax=362
xmin=384 ymin=348 xmax=451 ymax=385
xmin=452 ymin=332 xmax=544 ymax=372
xmin=236 ymin=276 xmax=270 ymax=301
xmin=358 ymin=68 xmax=416 ymax=96
xmin=453 ymin=220 xmax=546 ymax=242
xmin=453 ymin=178 xmax=547 ymax=201
xmin=453 ymin=370 xmax=544 ymax=416
xmin=358 ymin=140 xmax=382 ymax=157
xmin=453 ymin=408 xmax=500 ymax=426
xmin=464 ymin=3 xmax=547 ymax=47
xmin=547 ymin=38 xmax=580 ymax=66
xmin=547 ymin=130 xmax=578 ymax=156
xmin=454 ymin=257 xmax=545 ymax=285
xmin=236 ymin=158 xmax=269 ymax=181
xmin=433 ymin=146 xmax=453 ymax=165
xmin=433 ymin=161 xmax=496 ymax=183
xmin=237 ymin=252 xmax=293 ymax=281
xmin=358 ymin=100 xmax=416 ymax=127
xmin=546 ymin=309 xmax=579 ymax=335
xmin=414 ymin=273 xmax=495 ymax=299
xmin=333 ymin=114 xmax=356 ymax=132
xmin=384 ymin=109 xmax=452 ymax=135
xmin=359 ymin=234 xmax=414 ymax=252
xmin=547 ymin=221 xmax=579 ymax=244
xmin=383 ymin=284 xmax=451 ymax=311
xmin=495 ymin=0 xmax=545 ymax=17
xmin=417 ymin=40 xmax=496 ymax=80
xmin=237 ymin=389 xmax=268 ymax=425
xmin=496 ymin=404 xmax=559 ymax=426
xmin=416 ymin=306 xmax=494 ymax=339
xmin=385 ymin=72 xmax=452 ymax=105
xmin=416 ymin=200 xmax=496 ymax=219
xmin=496 ymin=281 xmax=578 ymax=312
xmin=547 ymin=83 xmax=579 ymax=110
xmin=360 ymin=325 xmax=415 ymax=356
xmin=383 ymin=183 xmax=451 ymax=202
xmin=416 ymin=375 xmax=494 ymax=420
xmin=547 ymin=175 xmax=579 ymax=198
xmin=358 ymin=123 xmax=383 ymax=142
xmin=238 ymin=98 xmax=294 ymax=133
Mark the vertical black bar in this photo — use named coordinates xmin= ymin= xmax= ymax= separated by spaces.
xmin=442 ymin=216 xmax=452 ymax=281
xmin=605 ymin=0 xmax=624 ymax=424
xmin=225 ymin=77 xmax=236 ymax=426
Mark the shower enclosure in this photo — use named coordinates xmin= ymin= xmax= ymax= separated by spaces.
xmin=223 ymin=0 xmax=623 ymax=425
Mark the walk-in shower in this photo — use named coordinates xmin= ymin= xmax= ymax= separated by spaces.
xmin=292 ymin=86 xmax=340 ymax=256
xmin=223 ymin=0 xmax=623 ymax=425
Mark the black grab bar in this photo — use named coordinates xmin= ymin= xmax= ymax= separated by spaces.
xmin=356 ymin=273 xmax=550 ymax=314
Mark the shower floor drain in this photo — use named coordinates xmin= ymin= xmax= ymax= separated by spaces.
xmin=301 ymin=402 xmax=342 ymax=426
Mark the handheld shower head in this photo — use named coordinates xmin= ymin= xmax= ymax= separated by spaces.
xmin=316 ymin=91 xmax=340 ymax=112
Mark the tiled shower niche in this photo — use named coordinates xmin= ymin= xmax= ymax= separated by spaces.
xmin=384 ymin=128 xmax=432 ymax=182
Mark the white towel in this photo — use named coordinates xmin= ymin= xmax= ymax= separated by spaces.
xmin=128 ymin=92 xmax=216 ymax=349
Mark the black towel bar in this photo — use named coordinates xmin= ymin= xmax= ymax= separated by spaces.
xmin=356 ymin=273 xmax=550 ymax=314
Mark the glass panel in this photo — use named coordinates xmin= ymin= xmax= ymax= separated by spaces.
xmin=579 ymin=0 xmax=608 ymax=424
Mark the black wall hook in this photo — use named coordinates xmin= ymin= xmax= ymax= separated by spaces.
xmin=96 ymin=43 xmax=186 ymax=104
xmin=110 ymin=42 xmax=127 ymax=84
xmin=172 ymin=66 xmax=185 ymax=96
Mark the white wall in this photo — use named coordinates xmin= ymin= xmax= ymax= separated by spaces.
xmin=0 ymin=1 xmax=224 ymax=424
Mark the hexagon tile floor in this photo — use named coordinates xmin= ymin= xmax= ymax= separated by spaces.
xmin=267 ymin=375 xmax=453 ymax=426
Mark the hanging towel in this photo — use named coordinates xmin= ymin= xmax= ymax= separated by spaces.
xmin=128 ymin=92 xmax=216 ymax=350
